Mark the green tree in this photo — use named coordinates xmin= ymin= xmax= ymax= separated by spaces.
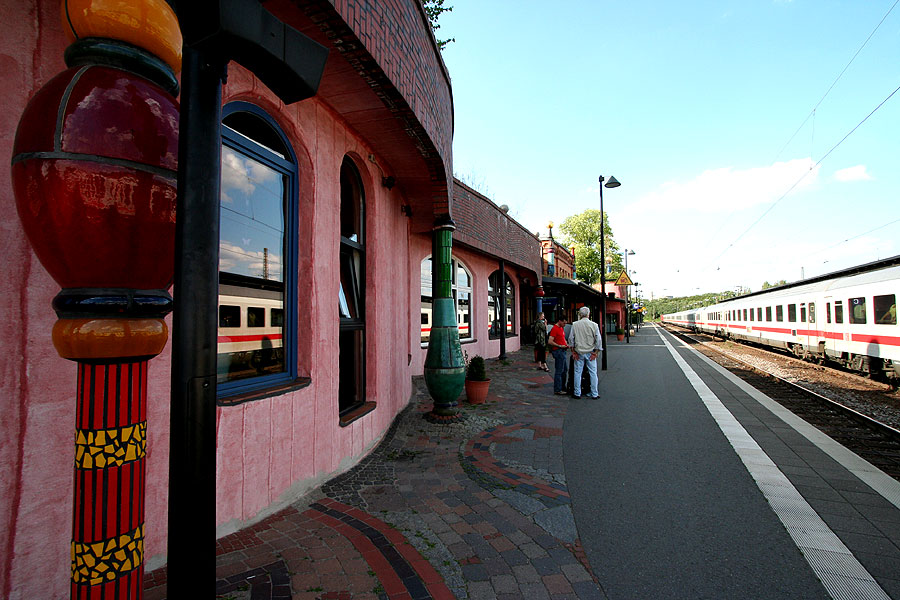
xmin=422 ymin=0 xmax=455 ymax=50
xmin=761 ymin=280 xmax=787 ymax=290
xmin=558 ymin=209 xmax=621 ymax=285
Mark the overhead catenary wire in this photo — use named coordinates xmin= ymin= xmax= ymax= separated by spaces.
xmin=706 ymin=79 xmax=900 ymax=272
xmin=772 ymin=0 xmax=900 ymax=164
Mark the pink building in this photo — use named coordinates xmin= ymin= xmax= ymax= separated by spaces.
xmin=1 ymin=1 xmax=542 ymax=597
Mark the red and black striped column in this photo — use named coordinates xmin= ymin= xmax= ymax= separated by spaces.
xmin=71 ymin=362 xmax=149 ymax=598
xmin=10 ymin=1 xmax=182 ymax=598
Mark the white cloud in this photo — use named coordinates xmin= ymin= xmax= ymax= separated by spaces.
xmin=832 ymin=165 xmax=872 ymax=182
xmin=634 ymin=158 xmax=819 ymax=215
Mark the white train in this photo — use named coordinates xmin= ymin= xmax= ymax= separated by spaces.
xmin=420 ymin=300 xmax=473 ymax=343
xmin=218 ymin=286 xmax=284 ymax=379
xmin=662 ymin=256 xmax=900 ymax=382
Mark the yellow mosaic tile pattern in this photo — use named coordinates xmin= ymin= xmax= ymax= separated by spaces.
xmin=72 ymin=524 xmax=143 ymax=585
xmin=74 ymin=423 xmax=147 ymax=469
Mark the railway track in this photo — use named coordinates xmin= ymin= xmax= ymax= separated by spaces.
xmin=664 ymin=325 xmax=900 ymax=481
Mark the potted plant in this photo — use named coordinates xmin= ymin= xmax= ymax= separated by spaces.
xmin=615 ymin=327 xmax=625 ymax=341
xmin=464 ymin=354 xmax=491 ymax=404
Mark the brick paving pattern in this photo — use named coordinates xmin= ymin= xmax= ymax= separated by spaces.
xmin=146 ymin=348 xmax=608 ymax=599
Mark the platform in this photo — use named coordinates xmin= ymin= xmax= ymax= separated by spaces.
xmin=188 ymin=323 xmax=900 ymax=600
xmin=565 ymin=323 xmax=900 ymax=599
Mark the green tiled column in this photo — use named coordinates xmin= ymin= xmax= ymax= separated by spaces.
xmin=424 ymin=218 xmax=465 ymax=422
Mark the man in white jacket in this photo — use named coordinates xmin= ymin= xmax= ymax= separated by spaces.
xmin=568 ymin=306 xmax=601 ymax=399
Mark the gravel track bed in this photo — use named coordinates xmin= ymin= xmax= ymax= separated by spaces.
xmin=668 ymin=327 xmax=900 ymax=430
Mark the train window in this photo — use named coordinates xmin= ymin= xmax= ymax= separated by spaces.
xmin=743 ymin=309 xmax=748 ymax=321
xmin=834 ymin=300 xmax=844 ymax=324
xmin=787 ymin=304 xmax=796 ymax=322
xmin=874 ymin=294 xmax=896 ymax=325
xmin=757 ymin=307 xmax=762 ymax=321
xmin=271 ymin=308 xmax=284 ymax=328
xmin=766 ymin=306 xmax=772 ymax=321
xmin=800 ymin=304 xmax=806 ymax=323
xmin=808 ymin=303 xmax=815 ymax=324
xmin=848 ymin=297 xmax=866 ymax=324
xmin=219 ymin=305 xmax=241 ymax=328
xmin=217 ymin=102 xmax=297 ymax=394
xmin=776 ymin=306 xmax=783 ymax=322
xmin=826 ymin=302 xmax=831 ymax=324
xmin=247 ymin=307 xmax=265 ymax=327
xmin=421 ymin=257 xmax=473 ymax=344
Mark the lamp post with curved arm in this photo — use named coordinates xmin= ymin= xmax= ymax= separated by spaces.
xmin=624 ymin=249 xmax=635 ymax=343
xmin=598 ymin=175 xmax=620 ymax=370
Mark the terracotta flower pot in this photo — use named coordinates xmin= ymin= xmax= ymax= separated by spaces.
xmin=465 ymin=378 xmax=491 ymax=404
xmin=616 ymin=333 xmax=625 ymax=341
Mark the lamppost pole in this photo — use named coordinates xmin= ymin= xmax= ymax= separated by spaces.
xmin=624 ymin=249 xmax=634 ymax=343
xmin=598 ymin=175 xmax=620 ymax=370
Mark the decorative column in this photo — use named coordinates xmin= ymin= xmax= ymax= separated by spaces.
xmin=10 ymin=1 xmax=181 ymax=598
xmin=424 ymin=217 xmax=465 ymax=422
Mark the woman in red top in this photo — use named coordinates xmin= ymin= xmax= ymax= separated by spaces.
xmin=548 ymin=317 xmax=568 ymax=394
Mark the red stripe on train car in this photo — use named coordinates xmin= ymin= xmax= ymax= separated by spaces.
xmin=851 ymin=333 xmax=900 ymax=346
xmin=217 ymin=334 xmax=284 ymax=343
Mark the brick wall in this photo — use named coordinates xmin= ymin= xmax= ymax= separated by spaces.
xmin=299 ymin=0 xmax=454 ymax=210
xmin=451 ymin=180 xmax=542 ymax=277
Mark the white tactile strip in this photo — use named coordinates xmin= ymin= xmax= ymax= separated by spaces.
xmin=657 ymin=328 xmax=891 ymax=600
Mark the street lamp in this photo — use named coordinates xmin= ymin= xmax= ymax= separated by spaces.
xmin=598 ymin=175 xmax=620 ymax=370
xmin=624 ymin=249 xmax=635 ymax=343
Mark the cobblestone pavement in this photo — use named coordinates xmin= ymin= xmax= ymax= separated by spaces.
xmin=147 ymin=347 xmax=608 ymax=599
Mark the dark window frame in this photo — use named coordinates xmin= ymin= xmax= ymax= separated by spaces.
xmin=217 ymin=101 xmax=299 ymax=399
xmin=487 ymin=270 xmax=516 ymax=339
xmin=339 ymin=157 xmax=367 ymax=416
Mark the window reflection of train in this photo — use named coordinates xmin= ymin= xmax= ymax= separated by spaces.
xmin=218 ymin=283 xmax=285 ymax=380
xmin=419 ymin=302 xmax=472 ymax=342
xmin=661 ymin=256 xmax=900 ymax=383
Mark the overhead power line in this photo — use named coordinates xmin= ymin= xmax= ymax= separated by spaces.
xmin=706 ymin=80 xmax=900 ymax=271
xmin=772 ymin=0 xmax=900 ymax=163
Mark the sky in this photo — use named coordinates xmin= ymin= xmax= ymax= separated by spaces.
xmin=437 ymin=0 xmax=900 ymax=300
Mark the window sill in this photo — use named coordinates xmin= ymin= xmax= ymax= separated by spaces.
xmin=339 ymin=401 xmax=377 ymax=427
xmin=217 ymin=377 xmax=311 ymax=406
xmin=420 ymin=337 xmax=477 ymax=348
xmin=487 ymin=334 xmax=518 ymax=341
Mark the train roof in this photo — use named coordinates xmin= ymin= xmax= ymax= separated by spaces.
xmin=716 ymin=254 xmax=900 ymax=305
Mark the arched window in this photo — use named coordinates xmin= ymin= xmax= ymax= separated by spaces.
xmin=420 ymin=257 xmax=473 ymax=344
xmin=339 ymin=157 xmax=366 ymax=414
xmin=488 ymin=271 xmax=515 ymax=338
xmin=217 ymin=102 xmax=298 ymax=396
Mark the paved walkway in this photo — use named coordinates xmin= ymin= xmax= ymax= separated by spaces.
xmin=143 ymin=325 xmax=900 ymax=599
xmin=147 ymin=343 xmax=600 ymax=599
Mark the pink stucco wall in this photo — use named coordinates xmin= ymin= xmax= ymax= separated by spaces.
xmin=1 ymin=16 xmax=415 ymax=600
xmin=408 ymin=238 xmax=524 ymax=377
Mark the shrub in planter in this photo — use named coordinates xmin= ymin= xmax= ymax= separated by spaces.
xmin=466 ymin=355 xmax=487 ymax=381
xmin=464 ymin=354 xmax=490 ymax=404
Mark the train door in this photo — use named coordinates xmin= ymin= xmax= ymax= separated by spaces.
xmin=823 ymin=296 xmax=838 ymax=361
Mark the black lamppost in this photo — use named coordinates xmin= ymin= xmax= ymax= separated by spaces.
xmin=624 ymin=249 xmax=635 ymax=343
xmin=598 ymin=175 xmax=620 ymax=370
